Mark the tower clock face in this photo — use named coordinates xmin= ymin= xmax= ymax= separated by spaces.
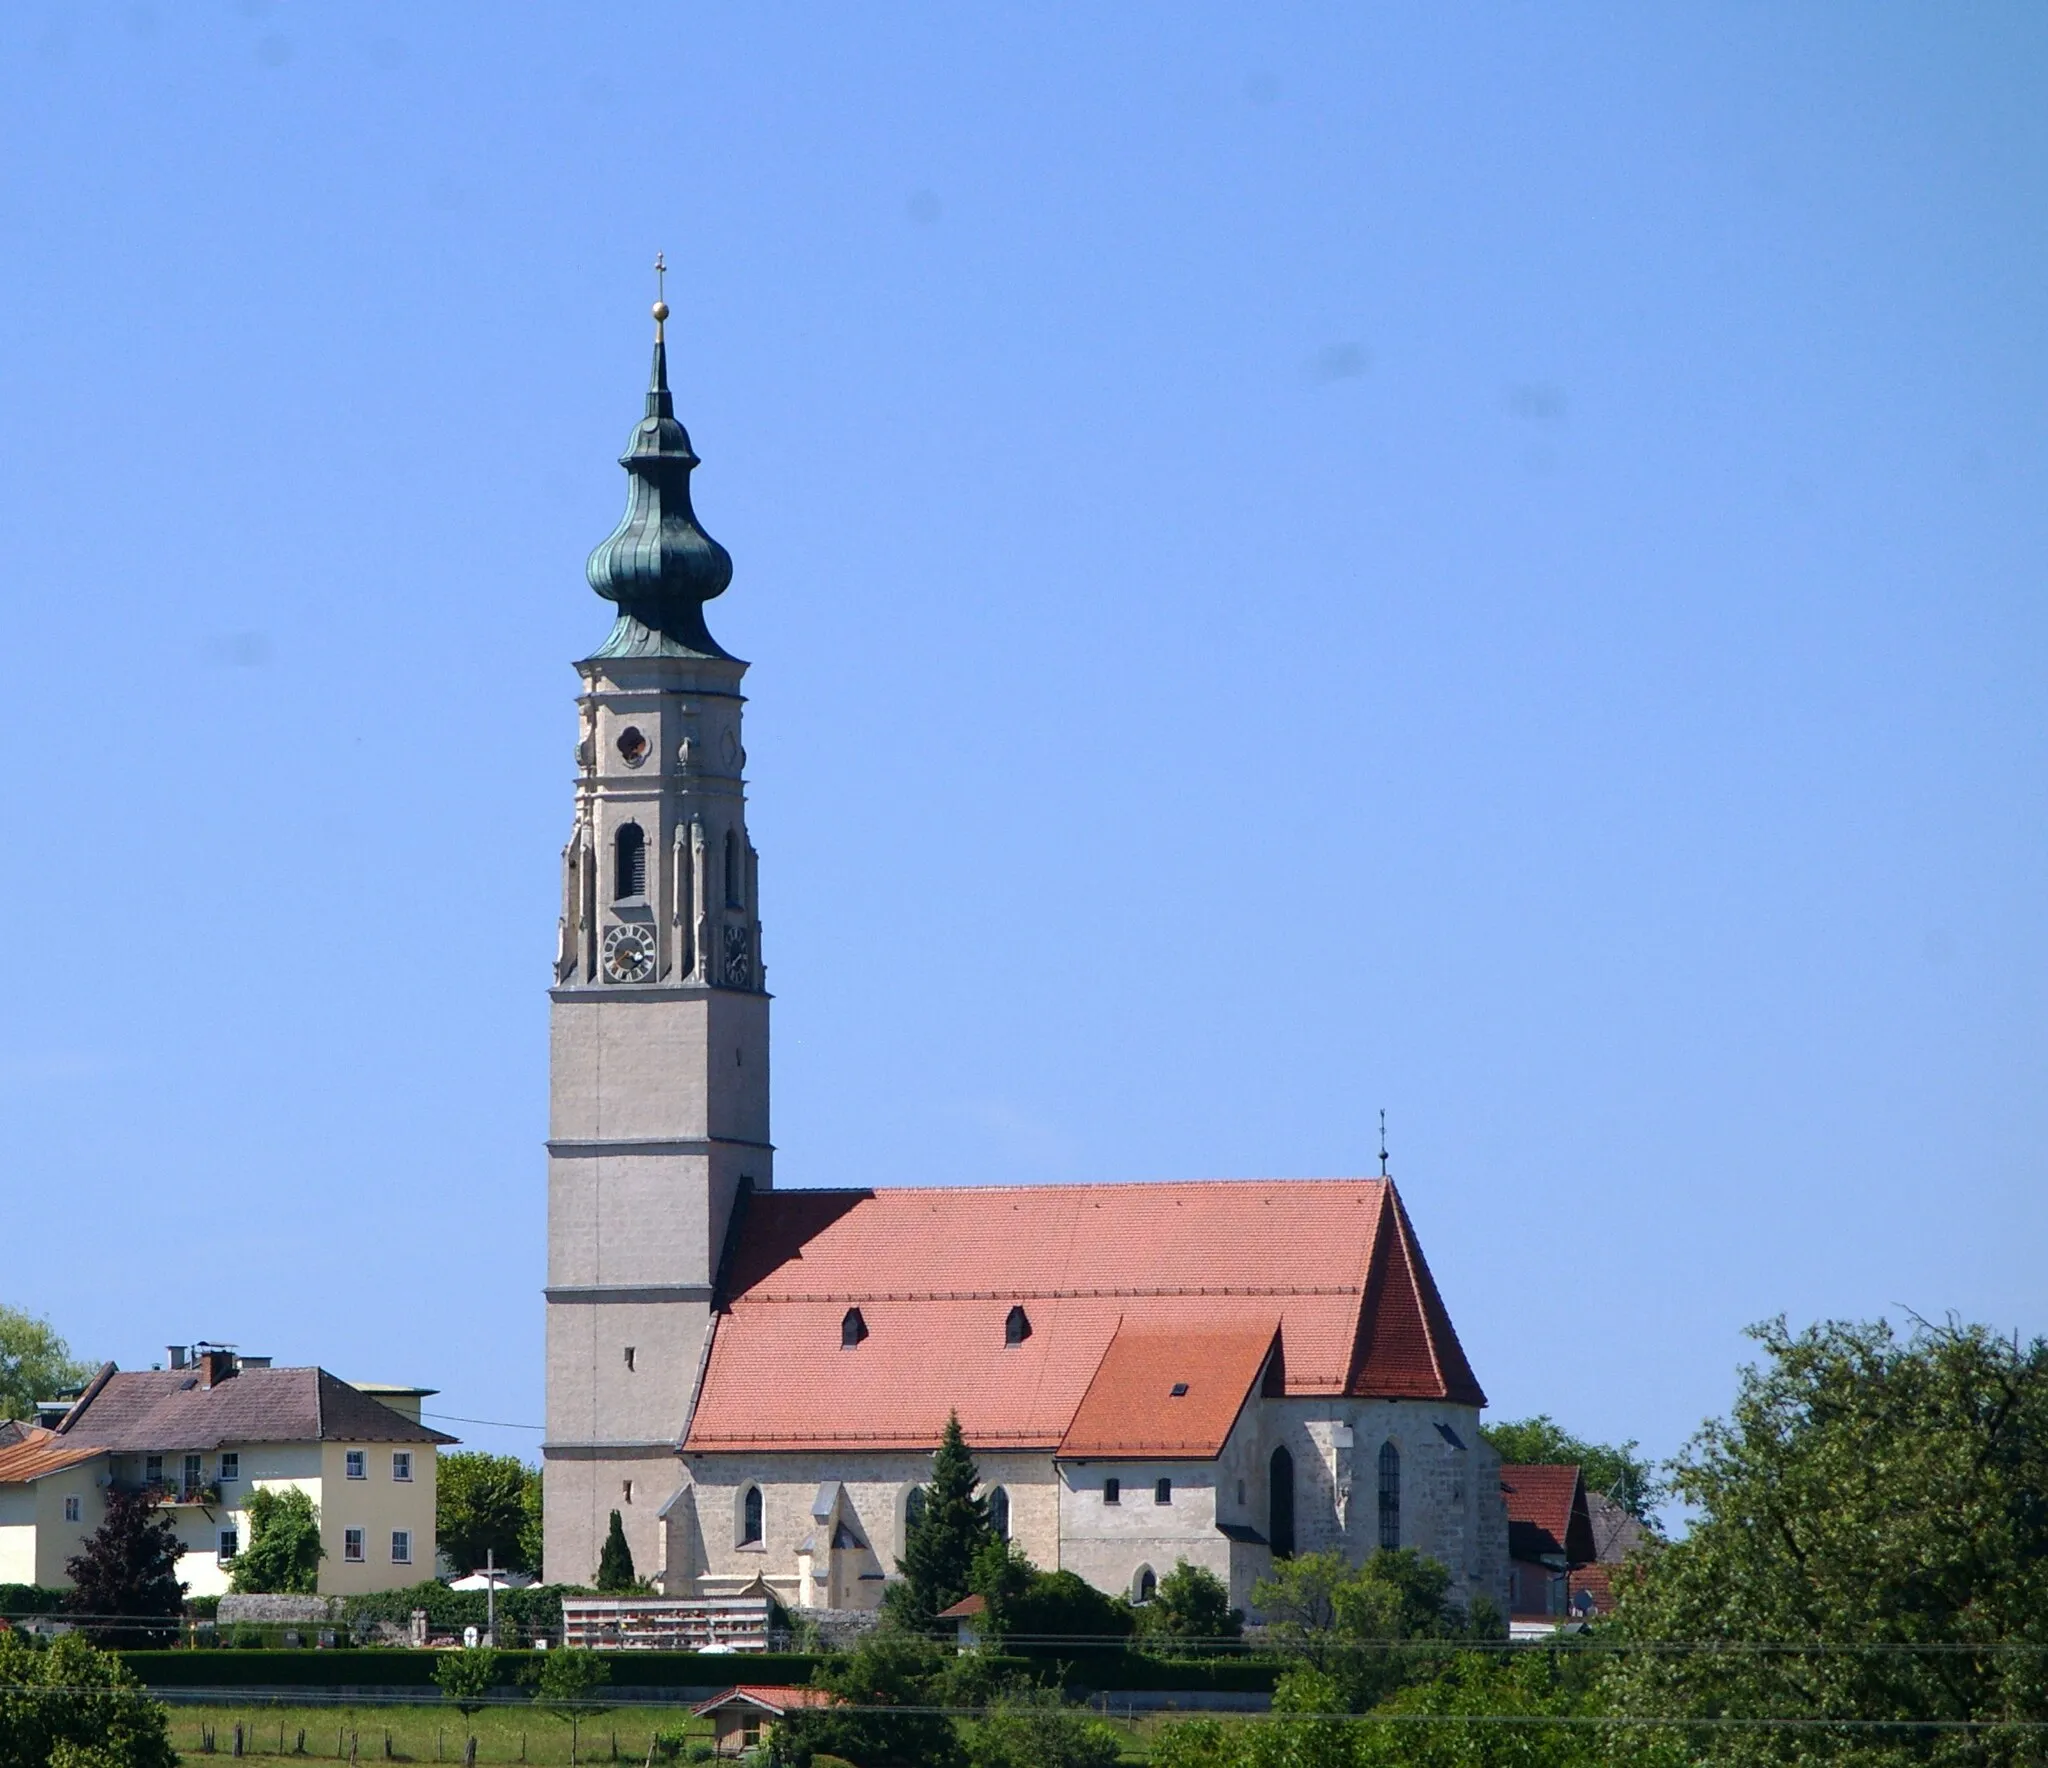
xmin=602 ymin=923 xmax=657 ymax=983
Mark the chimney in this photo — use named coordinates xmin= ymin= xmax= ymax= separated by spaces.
xmin=168 ymin=1346 xmax=189 ymax=1370
xmin=198 ymin=1348 xmax=237 ymax=1388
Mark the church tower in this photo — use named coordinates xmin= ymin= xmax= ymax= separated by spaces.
xmin=542 ymin=298 xmax=769 ymax=1586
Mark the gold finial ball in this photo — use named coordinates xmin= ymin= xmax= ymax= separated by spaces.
xmin=652 ymin=300 xmax=670 ymax=323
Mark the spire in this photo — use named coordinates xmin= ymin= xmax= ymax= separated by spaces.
xmin=584 ymin=265 xmax=735 ymax=660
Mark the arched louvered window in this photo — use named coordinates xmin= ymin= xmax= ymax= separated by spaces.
xmin=740 ymin=1485 xmax=763 ymax=1546
xmin=989 ymin=1486 xmax=1009 ymax=1542
xmin=1133 ymin=1565 xmax=1157 ymax=1604
xmin=614 ymin=823 xmax=647 ymax=900
xmin=841 ymin=1307 xmax=868 ymax=1349
xmin=1378 ymin=1440 xmax=1401 ymax=1550
xmin=1005 ymin=1305 xmax=1032 ymax=1347
xmin=724 ymin=829 xmax=742 ymax=908
xmin=1269 ymin=1445 xmax=1295 ymax=1559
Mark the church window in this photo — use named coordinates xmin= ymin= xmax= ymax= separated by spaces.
xmin=740 ymin=1485 xmax=764 ymax=1546
xmin=615 ymin=725 xmax=648 ymax=766
xmin=1005 ymin=1306 xmax=1031 ymax=1346
xmin=1154 ymin=1478 xmax=1172 ymax=1505
xmin=724 ymin=829 xmax=742 ymax=907
xmin=1133 ymin=1565 xmax=1156 ymax=1604
xmin=1378 ymin=1440 xmax=1401 ymax=1550
xmin=989 ymin=1486 xmax=1010 ymax=1541
xmin=841 ymin=1307 xmax=868 ymax=1348
xmin=1269 ymin=1446 xmax=1295 ymax=1558
xmin=905 ymin=1487 xmax=927 ymax=1533
xmin=614 ymin=823 xmax=647 ymax=899
xmin=1103 ymin=1478 xmax=1120 ymax=1506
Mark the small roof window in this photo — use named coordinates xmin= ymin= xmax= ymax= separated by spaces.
xmin=1170 ymin=1382 xmax=1189 ymax=1397
xmin=1004 ymin=1305 xmax=1032 ymax=1347
xmin=841 ymin=1307 xmax=868 ymax=1349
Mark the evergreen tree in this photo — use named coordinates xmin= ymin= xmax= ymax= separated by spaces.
xmin=63 ymin=1486 xmax=184 ymax=1648
xmin=594 ymin=1509 xmax=636 ymax=1591
xmin=884 ymin=1410 xmax=990 ymax=1630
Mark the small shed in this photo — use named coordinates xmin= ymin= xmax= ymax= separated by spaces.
xmin=935 ymin=1592 xmax=987 ymax=1651
xmin=691 ymin=1685 xmax=834 ymax=1757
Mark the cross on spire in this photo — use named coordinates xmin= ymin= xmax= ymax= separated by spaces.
xmin=1378 ymin=1109 xmax=1390 ymax=1178
xmin=652 ymin=251 xmax=670 ymax=341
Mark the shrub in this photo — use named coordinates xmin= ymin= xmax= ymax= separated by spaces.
xmin=0 ymin=1628 xmax=176 ymax=1768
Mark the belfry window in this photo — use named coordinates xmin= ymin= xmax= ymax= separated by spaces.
xmin=841 ymin=1307 xmax=868 ymax=1348
xmin=1005 ymin=1305 xmax=1032 ymax=1347
xmin=1378 ymin=1440 xmax=1401 ymax=1550
xmin=724 ymin=829 xmax=742 ymax=908
xmin=614 ymin=823 xmax=647 ymax=900
xmin=989 ymin=1486 xmax=1010 ymax=1541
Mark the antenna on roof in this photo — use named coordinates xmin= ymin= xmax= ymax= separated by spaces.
xmin=1378 ymin=1109 xmax=1390 ymax=1178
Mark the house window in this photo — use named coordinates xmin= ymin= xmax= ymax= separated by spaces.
xmin=64 ymin=1496 xmax=81 ymax=1523
xmin=343 ymin=1528 xmax=365 ymax=1563
xmin=1103 ymin=1478 xmax=1120 ymax=1506
xmin=218 ymin=1529 xmax=238 ymax=1563
xmin=1134 ymin=1566 xmax=1157 ymax=1604
xmin=218 ymin=1453 xmax=239 ymax=1483
xmin=1269 ymin=1446 xmax=1296 ymax=1558
xmin=183 ymin=1454 xmax=202 ymax=1493
xmin=144 ymin=1455 xmax=163 ymax=1487
xmin=740 ymin=1485 xmax=764 ymax=1547
xmin=346 ymin=1451 xmax=367 ymax=1480
xmin=1155 ymin=1478 xmax=1172 ymax=1505
xmin=841 ymin=1307 xmax=868 ymax=1348
xmin=391 ymin=1530 xmax=411 ymax=1565
xmin=392 ymin=1452 xmax=412 ymax=1482
xmin=1377 ymin=1441 xmax=1401 ymax=1550
xmin=614 ymin=822 xmax=647 ymax=899
xmin=1004 ymin=1306 xmax=1031 ymax=1346
xmin=989 ymin=1486 xmax=1010 ymax=1542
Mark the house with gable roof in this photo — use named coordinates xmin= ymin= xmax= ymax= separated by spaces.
xmin=541 ymin=303 xmax=1512 ymax=1618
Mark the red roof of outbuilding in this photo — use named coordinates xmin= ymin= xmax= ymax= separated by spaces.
xmin=683 ymin=1178 xmax=1484 ymax=1454
xmin=692 ymin=1685 xmax=836 ymax=1717
xmin=1501 ymin=1464 xmax=1597 ymax=1565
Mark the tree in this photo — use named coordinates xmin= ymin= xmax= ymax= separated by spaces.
xmin=594 ymin=1509 xmax=636 ymax=1591
xmin=0 ymin=1305 xmax=93 ymax=1423
xmin=229 ymin=1486 xmax=323 ymax=1594
xmin=528 ymin=1646 xmax=611 ymax=1766
xmin=0 ymin=1628 xmax=177 ymax=1768
xmin=1605 ymin=1315 xmax=2048 ymax=1764
xmin=772 ymin=1632 xmax=962 ymax=1768
xmin=883 ymin=1409 xmax=990 ymax=1631
xmin=964 ymin=1691 xmax=1124 ymax=1768
xmin=437 ymin=1452 xmax=542 ymax=1575
xmin=63 ymin=1486 xmax=184 ymax=1648
xmin=1478 ymin=1414 xmax=1660 ymax=1524
xmin=1137 ymin=1560 xmax=1243 ymax=1647
xmin=968 ymin=1539 xmax=1134 ymax=1647
xmin=433 ymin=1647 xmax=501 ymax=1758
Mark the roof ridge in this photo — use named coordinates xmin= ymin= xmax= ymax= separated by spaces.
xmin=763 ymin=1177 xmax=1389 ymax=1199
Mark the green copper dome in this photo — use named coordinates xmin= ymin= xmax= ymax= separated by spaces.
xmin=585 ymin=329 xmax=734 ymax=660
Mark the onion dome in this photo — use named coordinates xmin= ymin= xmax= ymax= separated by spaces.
xmin=584 ymin=304 xmax=735 ymax=659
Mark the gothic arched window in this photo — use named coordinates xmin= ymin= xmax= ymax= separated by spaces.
xmin=1133 ymin=1565 xmax=1157 ymax=1604
xmin=724 ymin=829 xmax=742 ymax=908
xmin=905 ymin=1487 xmax=927 ymax=1535
xmin=989 ymin=1486 xmax=1010 ymax=1542
xmin=740 ymin=1484 xmax=763 ymax=1547
xmin=614 ymin=823 xmax=646 ymax=900
xmin=1005 ymin=1305 xmax=1032 ymax=1347
xmin=1378 ymin=1440 xmax=1401 ymax=1550
xmin=1269 ymin=1445 xmax=1295 ymax=1559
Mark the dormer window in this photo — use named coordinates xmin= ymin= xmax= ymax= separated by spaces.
xmin=1004 ymin=1306 xmax=1031 ymax=1347
xmin=841 ymin=1307 xmax=868 ymax=1349
xmin=1170 ymin=1382 xmax=1189 ymax=1397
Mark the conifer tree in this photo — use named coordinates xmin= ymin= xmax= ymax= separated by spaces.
xmin=886 ymin=1409 xmax=990 ymax=1630
xmin=594 ymin=1509 xmax=636 ymax=1591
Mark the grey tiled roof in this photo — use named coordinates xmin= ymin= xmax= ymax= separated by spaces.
xmin=57 ymin=1367 xmax=455 ymax=1452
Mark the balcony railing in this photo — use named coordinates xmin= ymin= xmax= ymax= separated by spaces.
xmin=108 ymin=1479 xmax=224 ymax=1507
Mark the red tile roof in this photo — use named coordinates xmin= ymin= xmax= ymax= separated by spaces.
xmin=0 ymin=1427 xmax=105 ymax=1485
xmin=692 ymin=1686 xmax=836 ymax=1717
xmin=684 ymin=1178 xmax=1484 ymax=1454
xmin=1058 ymin=1324 xmax=1279 ymax=1459
xmin=1501 ymin=1464 xmax=1596 ymax=1565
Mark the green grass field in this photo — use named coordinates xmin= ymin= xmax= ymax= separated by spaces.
xmin=165 ymin=1702 xmax=713 ymax=1765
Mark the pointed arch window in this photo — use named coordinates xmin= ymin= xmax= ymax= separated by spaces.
xmin=724 ymin=829 xmax=743 ymax=908
xmin=614 ymin=823 xmax=647 ymax=900
xmin=740 ymin=1485 xmax=764 ymax=1547
xmin=1377 ymin=1440 xmax=1401 ymax=1550
xmin=841 ymin=1307 xmax=868 ymax=1349
xmin=1005 ymin=1306 xmax=1032 ymax=1347
xmin=988 ymin=1486 xmax=1010 ymax=1542
xmin=1133 ymin=1565 xmax=1157 ymax=1604
xmin=1269 ymin=1445 xmax=1295 ymax=1558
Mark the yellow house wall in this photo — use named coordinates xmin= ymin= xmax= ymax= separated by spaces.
xmin=0 ymin=1461 xmax=110 ymax=1589
xmin=315 ymin=1441 xmax=439 ymax=1596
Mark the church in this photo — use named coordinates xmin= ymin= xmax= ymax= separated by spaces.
xmin=542 ymin=301 xmax=1511 ymax=1621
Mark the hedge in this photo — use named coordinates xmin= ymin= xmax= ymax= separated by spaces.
xmin=0 ymin=1585 xmax=67 ymax=1617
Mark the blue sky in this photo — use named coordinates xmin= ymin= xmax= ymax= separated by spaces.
xmin=0 ymin=4 xmax=2042 ymax=1482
